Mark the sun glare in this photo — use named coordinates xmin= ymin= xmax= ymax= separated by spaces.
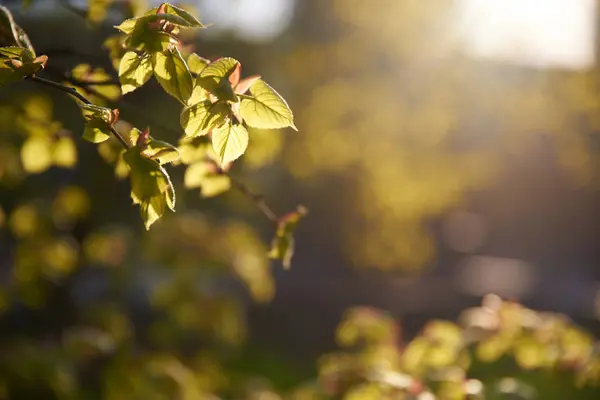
xmin=456 ymin=0 xmax=597 ymax=70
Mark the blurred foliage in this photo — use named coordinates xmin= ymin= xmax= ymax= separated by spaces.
xmin=282 ymin=0 xmax=600 ymax=270
xmin=295 ymin=295 xmax=600 ymax=400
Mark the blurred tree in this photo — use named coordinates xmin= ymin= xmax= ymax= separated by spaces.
xmin=281 ymin=0 xmax=600 ymax=270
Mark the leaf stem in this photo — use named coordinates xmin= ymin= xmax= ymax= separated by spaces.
xmin=221 ymin=170 xmax=279 ymax=223
xmin=29 ymin=75 xmax=130 ymax=149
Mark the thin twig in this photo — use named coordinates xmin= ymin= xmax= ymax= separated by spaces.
xmin=30 ymin=75 xmax=90 ymax=104
xmin=225 ymin=173 xmax=279 ymax=222
xmin=29 ymin=75 xmax=130 ymax=148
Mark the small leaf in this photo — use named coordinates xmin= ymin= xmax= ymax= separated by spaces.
xmin=114 ymin=17 xmax=138 ymax=34
xmin=211 ymin=121 xmax=248 ymax=165
xmin=152 ymin=48 xmax=193 ymax=104
xmin=196 ymin=57 xmax=239 ymax=102
xmin=0 ymin=46 xmax=45 ymax=87
xmin=82 ymin=120 xmax=111 ymax=143
xmin=0 ymin=46 xmax=34 ymax=62
xmin=187 ymin=53 xmax=210 ymax=74
xmin=123 ymin=146 xmax=175 ymax=230
xmin=235 ymin=75 xmax=261 ymax=95
xmin=240 ymin=79 xmax=296 ymax=130
xmin=119 ymin=51 xmax=153 ymax=95
xmin=228 ymin=62 xmax=241 ymax=87
xmin=180 ymin=100 xmax=230 ymax=137
xmin=128 ymin=128 xmax=180 ymax=165
xmin=161 ymin=3 xmax=205 ymax=28
xmin=268 ymin=206 xmax=308 ymax=269
xmin=200 ymin=57 xmax=239 ymax=79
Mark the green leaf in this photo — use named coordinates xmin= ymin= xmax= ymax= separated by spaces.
xmin=123 ymin=146 xmax=175 ymax=230
xmin=180 ymin=100 xmax=230 ymax=137
xmin=0 ymin=47 xmax=46 ymax=87
xmin=128 ymin=128 xmax=180 ymax=165
xmin=240 ymin=79 xmax=296 ymax=130
xmin=125 ymin=29 xmax=174 ymax=53
xmin=82 ymin=120 xmax=112 ymax=143
xmin=79 ymin=104 xmax=116 ymax=143
xmin=0 ymin=46 xmax=34 ymax=61
xmin=118 ymin=51 xmax=153 ymax=95
xmin=114 ymin=17 xmax=138 ymax=34
xmin=161 ymin=4 xmax=204 ymax=28
xmin=152 ymin=48 xmax=193 ymax=104
xmin=200 ymin=57 xmax=239 ymax=79
xmin=187 ymin=53 xmax=210 ymax=74
xmin=211 ymin=121 xmax=248 ymax=165
xmin=196 ymin=57 xmax=239 ymax=102
xmin=268 ymin=206 xmax=308 ymax=269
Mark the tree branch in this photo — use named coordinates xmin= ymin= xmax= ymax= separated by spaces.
xmin=29 ymin=75 xmax=130 ymax=149
xmin=30 ymin=70 xmax=281 ymax=223
xmin=223 ymin=171 xmax=279 ymax=222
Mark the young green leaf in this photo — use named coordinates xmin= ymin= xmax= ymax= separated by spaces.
xmin=160 ymin=3 xmax=205 ymax=28
xmin=187 ymin=53 xmax=210 ymax=74
xmin=82 ymin=119 xmax=112 ymax=143
xmin=240 ymin=79 xmax=296 ymax=130
xmin=0 ymin=46 xmax=46 ymax=87
xmin=123 ymin=146 xmax=175 ymax=230
xmin=152 ymin=47 xmax=193 ymax=104
xmin=180 ymin=100 xmax=230 ymax=137
xmin=195 ymin=57 xmax=240 ymax=102
xmin=128 ymin=128 xmax=180 ymax=165
xmin=268 ymin=206 xmax=308 ymax=269
xmin=79 ymin=104 xmax=118 ymax=143
xmin=119 ymin=51 xmax=153 ymax=95
xmin=211 ymin=121 xmax=248 ymax=165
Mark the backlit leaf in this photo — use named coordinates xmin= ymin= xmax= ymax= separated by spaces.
xmin=152 ymin=48 xmax=193 ymax=104
xmin=82 ymin=119 xmax=112 ymax=143
xmin=129 ymin=128 xmax=180 ymax=165
xmin=240 ymin=79 xmax=296 ymax=130
xmin=196 ymin=57 xmax=239 ymax=102
xmin=160 ymin=3 xmax=204 ymax=28
xmin=187 ymin=53 xmax=209 ymax=74
xmin=123 ymin=146 xmax=175 ymax=230
xmin=211 ymin=121 xmax=248 ymax=165
xmin=180 ymin=100 xmax=230 ymax=137
xmin=268 ymin=206 xmax=308 ymax=269
xmin=118 ymin=51 xmax=153 ymax=95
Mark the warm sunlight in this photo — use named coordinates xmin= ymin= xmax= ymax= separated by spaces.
xmin=456 ymin=0 xmax=597 ymax=69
